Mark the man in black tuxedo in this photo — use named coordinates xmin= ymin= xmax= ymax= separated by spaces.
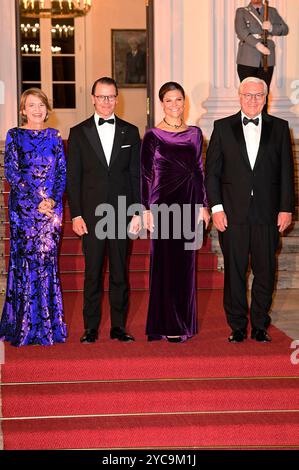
xmin=67 ymin=77 xmax=141 ymax=343
xmin=205 ymin=77 xmax=294 ymax=343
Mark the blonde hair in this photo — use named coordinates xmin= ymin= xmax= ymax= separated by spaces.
xmin=20 ymin=88 xmax=52 ymax=123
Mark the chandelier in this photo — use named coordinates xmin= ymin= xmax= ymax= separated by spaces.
xmin=19 ymin=1 xmax=92 ymax=18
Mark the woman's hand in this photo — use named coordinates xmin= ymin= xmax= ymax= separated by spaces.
xmin=38 ymin=199 xmax=54 ymax=218
xmin=198 ymin=207 xmax=211 ymax=230
xmin=129 ymin=215 xmax=142 ymax=235
xmin=142 ymin=210 xmax=154 ymax=233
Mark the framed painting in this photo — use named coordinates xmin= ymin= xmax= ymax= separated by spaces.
xmin=112 ymin=29 xmax=147 ymax=88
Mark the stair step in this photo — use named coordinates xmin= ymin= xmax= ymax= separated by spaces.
xmin=3 ymin=378 xmax=297 ymax=419
xmin=3 ymin=237 xmax=213 ymax=255
xmin=1 ymin=251 xmax=218 ymax=271
xmin=285 ymin=221 xmax=299 ymax=236
xmin=60 ymin=270 xmax=223 ymax=291
xmin=216 ymin=252 xmax=299 ymax=272
xmin=211 ymin=234 xmax=299 ymax=255
xmin=3 ymin=412 xmax=299 ymax=449
xmin=280 ymin=236 xmax=299 ymax=252
xmin=275 ymin=271 xmax=299 ymax=289
xmin=0 ymin=268 xmax=224 ymax=291
xmin=277 ymin=253 xmax=299 ymax=271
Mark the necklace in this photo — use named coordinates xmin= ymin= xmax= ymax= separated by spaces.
xmin=163 ymin=117 xmax=183 ymax=129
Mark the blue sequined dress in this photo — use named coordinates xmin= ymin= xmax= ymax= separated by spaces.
xmin=0 ymin=127 xmax=67 ymax=346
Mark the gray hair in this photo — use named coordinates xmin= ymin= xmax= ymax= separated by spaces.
xmin=238 ymin=77 xmax=268 ymax=95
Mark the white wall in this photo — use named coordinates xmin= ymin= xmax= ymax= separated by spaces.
xmin=84 ymin=0 xmax=147 ymax=135
xmin=285 ymin=0 xmax=299 ymax=120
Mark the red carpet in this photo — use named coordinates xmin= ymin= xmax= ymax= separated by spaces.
xmin=3 ymin=378 xmax=299 ymax=418
xmin=1 ymin=290 xmax=299 ymax=449
xmin=1 ymin=195 xmax=299 ymax=449
xmin=2 ymin=291 xmax=299 ymax=383
xmin=3 ymin=413 xmax=299 ymax=450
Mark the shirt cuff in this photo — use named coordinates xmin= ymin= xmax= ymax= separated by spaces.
xmin=212 ymin=204 xmax=224 ymax=214
xmin=72 ymin=215 xmax=82 ymax=221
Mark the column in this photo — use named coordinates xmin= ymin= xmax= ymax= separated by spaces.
xmin=153 ymin=0 xmax=184 ymax=124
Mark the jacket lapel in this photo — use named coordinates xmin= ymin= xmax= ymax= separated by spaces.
xmin=83 ymin=116 xmax=108 ymax=169
xmin=231 ymin=111 xmax=252 ymax=170
xmin=109 ymin=116 xmax=126 ymax=168
xmin=253 ymin=112 xmax=273 ymax=170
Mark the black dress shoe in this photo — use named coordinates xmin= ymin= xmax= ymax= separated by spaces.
xmin=251 ymin=329 xmax=272 ymax=342
xmin=228 ymin=329 xmax=247 ymax=343
xmin=110 ymin=327 xmax=135 ymax=342
xmin=80 ymin=329 xmax=98 ymax=343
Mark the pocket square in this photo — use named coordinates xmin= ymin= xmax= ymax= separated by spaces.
xmin=121 ymin=144 xmax=131 ymax=148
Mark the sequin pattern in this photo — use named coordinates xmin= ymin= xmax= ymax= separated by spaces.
xmin=0 ymin=127 xmax=67 ymax=346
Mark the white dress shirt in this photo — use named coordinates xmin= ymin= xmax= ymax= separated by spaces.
xmin=212 ymin=112 xmax=262 ymax=214
xmin=94 ymin=112 xmax=116 ymax=166
xmin=241 ymin=111 xmax=262 ymax=170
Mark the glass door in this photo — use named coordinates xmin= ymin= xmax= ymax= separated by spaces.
xmin=18 ymin=5 xmax=86 ymax=137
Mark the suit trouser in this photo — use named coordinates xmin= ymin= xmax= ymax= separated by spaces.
xmin=237 ymin=64 xmax=274 ymax=112
xmin=218 ymin=222 xmax=279 ymax=331
xmin=82 ymin=231 xmax=129 ymax=331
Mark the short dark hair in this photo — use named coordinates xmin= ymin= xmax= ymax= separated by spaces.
xmin=158 ymin=81 xmax=185 ymax=101
xmin=91 ymin=77 xmax=118 ymax=96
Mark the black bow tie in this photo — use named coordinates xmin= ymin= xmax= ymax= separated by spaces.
xmin=98 ymin=117 xmax=115 ymax=126
xmin=243 ymin=116 xmax=259 ymax=126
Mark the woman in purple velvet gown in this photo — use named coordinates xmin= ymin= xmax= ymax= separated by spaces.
xmin=0 ymin=88 xmax=67 ymax=346
xmin=141 ymin=82 xmax=210 ymax=343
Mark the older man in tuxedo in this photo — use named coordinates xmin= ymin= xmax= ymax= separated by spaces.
xmin=67 ymin=77 xmax=141 ymax=343
xmin=205 ymin=77 xmax=294 ymax=343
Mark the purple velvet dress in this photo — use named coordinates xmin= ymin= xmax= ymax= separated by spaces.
xmin=0 ymin=128 xmax=67 ymax=346
xmin=141 ymin=127 xmax=207 ymax=338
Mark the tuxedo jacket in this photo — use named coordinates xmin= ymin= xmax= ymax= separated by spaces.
xmin=205 ymin=111 xmax=294 ymax=225
xmin=235 ymin=3 xmax=288 ymax=67
xmin=67 ymin=115 xmax=141 ymax=224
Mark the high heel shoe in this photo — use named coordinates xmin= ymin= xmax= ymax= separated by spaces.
xmin=166 ymin=336 xmax=183 ymax=343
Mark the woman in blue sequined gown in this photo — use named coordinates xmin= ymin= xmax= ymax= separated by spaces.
xmin=0 ymin=88 xmax=67 ymax=346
